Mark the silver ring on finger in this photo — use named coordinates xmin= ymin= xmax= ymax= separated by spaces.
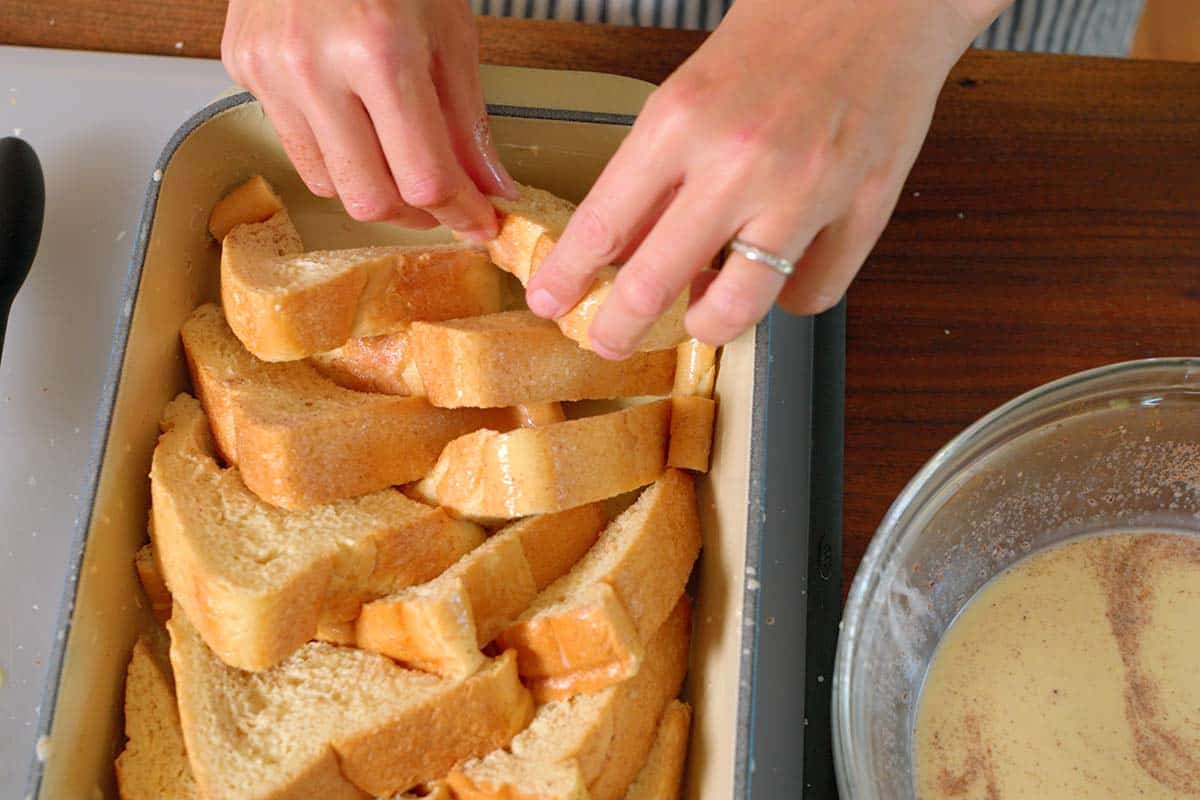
xmin=729 ymin=238 xmax=796 ymax=277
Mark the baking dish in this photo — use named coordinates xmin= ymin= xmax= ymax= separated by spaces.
xmin=26 ymin=66 xmax=844 ymax=799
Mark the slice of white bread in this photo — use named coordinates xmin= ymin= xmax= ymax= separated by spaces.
xmin=447 ymin=751 xmax=587 ymax=800
xmin=497 ymin=470 xmax=700 ymax=701
xmin=418 ymin=400 xmax=671 ymax=520
xmin=356 ymin=504 xmax=606 ymax=677
xmin=183 ymin=303 xmax=517 ymax=508
xmin=168 ymin=612 xmax=534 ymax=800
xmin=623 ymin=701 xmax=691 ymax=800
xmin=309 ymin=327 xmax=422 ymax=396
xmin=511 ymin=402 xmax=568 ymax=428
xmin=149 ymin=394 xmax=484 ymax=671
xmin=308 ymin=327 xmax=569 ymax=431
xmin=487 ymin=185 xmax=689 ymax=354
xmin=448 ymin=597 xmax=691 ymax=800
xmin=115 ymin=629 xmax=198 ymax=800
xmin=222 ymin=223 xmax=503 ymax=362
xmin=208 ymin=175 xmax=287 ymax=241
xmin=135 ymin=543 xmax=173 ymax=624
xmin=667 ymin=341 xmax=718 ymax=473
xmin=407 ymin=311 xmax=676 ymax=408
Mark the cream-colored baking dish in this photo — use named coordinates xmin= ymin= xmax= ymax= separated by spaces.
xmin=28 ymin=66 xmax=836 ymax=799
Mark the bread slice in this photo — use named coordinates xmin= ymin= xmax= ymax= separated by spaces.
xmin=666 ymin=396 xmax=716 ymax=473
xmin=497 ymin=470 xmax=700 ymax=701
xmin=222 ymin=229 xmax=503 ymax=361
xmin=149 ymin=394 xmax=483 ymax=671
xmin=511 ymin=402 xmax=568 ymax=427
xmin=487 ymin=185 xmax=689 ymax=353
xmin=447 ymin=751 xmax=587 ymax=800
xmin=418 ymin=400 xmax=671 ymax=520
xmin=407 ymin=311 xmax=676 ymax=408
xmin=168 ymin=612 xmax=534 ymax=800
xmin=449 ymin=598 xmax=691 ymax=800
xmin=183 ymin=303 xmax=517 ymax=508
xmin=309 ymin=328 xmax=420 ymax=396
xmin=356 ymin=532 xmax=534 ymax=678
xmin=135 ymin=543 xmax=173 ymax=624
xmin=115 ymin=629 xmax=197 ymax=800
xmin=308 ymin=325 xmax=576 ymax=430
xmin=208 ymin=175 xmax=287 ymax=241
xmin=667 ymin=340 xmax=718 ymax=473
xmin=356 ymin=504 xmax=606 ymax=677
xmin=623 ymin=701 xmax=691 ymax=800
xmin=508 ymin=503 xmax=608 ymax=591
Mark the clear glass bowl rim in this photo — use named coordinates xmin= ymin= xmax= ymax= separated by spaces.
xmin=831 ymin=356 xmax=1200 ymax=797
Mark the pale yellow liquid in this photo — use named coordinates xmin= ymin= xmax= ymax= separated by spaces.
xmin=914 ymin=532 xmax=1200 ymax=799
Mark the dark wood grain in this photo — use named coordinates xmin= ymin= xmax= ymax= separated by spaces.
xmin=0 ymin=1 xmax=706 ymax=84
xmin=3 ymin=4 xmax=1199 ymax=597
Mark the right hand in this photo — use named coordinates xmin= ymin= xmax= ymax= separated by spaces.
xmin=222 ymin=0 xmax=517 ymax=241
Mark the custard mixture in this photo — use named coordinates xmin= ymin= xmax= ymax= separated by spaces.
xmin=915 ymin=532 xmax=1200 ymax=799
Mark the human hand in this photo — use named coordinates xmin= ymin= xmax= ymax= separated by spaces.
xmin=524 ymin=0 xmax=1006 ymax=357
xmin=222 ymin=0 xmax=517 ymax=241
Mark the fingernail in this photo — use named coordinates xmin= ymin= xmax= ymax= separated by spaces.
xmin=487 ymin=156 xmax=520 ymax=200
xmin=459 ymin=227 xmax=493 ymax=245
xmin=589 ymin=339 xmax=627 ymax=361
xmin=527 ymin=288 xmax=564 ymax=318
xmin=475 ymin=119 xmax=521 ymax=200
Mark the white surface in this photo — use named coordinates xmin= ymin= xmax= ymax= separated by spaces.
xmin=0 ymin=46 xmax=230 ymax=794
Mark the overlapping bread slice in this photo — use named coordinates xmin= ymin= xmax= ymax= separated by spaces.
xmin=215 ymin=177 xmax=504 ymax=362
xmin=623 ymin=701 xmax=692 ymax=800
xmin=356 ymin=504 xmax=606 ymax=677
xmin=115 ymin=628 xmax=197 ymax=800
xmin=309 ymin=327 xmax=422 ymax=396
xmin=496 ymin=470 xmax=700 ymax=701
xmin=487 ymin=185 xmax=689 ymax=354
xmin=417 ymin=400 xmax=671 ymax=521
xmin=183 ymin=303 xmax=520 ymax=508
xmin=666 ymin=340 xmax=718 ymax=473
xmin=168 ymin=611 xmax=534 ymax=800
xmin=407 ymin=311 xmax=677 ymax=408
xmin=150 ymin=394 xmax=484 ymax=671
xmin=311 ymin=310 xmax=676 ymax=411
xmin=135 ymin=543 xmax=173 ymax=624
xmin=448 ymin=597 xmax=691 ymax=800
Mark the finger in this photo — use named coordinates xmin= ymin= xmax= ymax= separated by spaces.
xmin=686 ymin=215 xmax=819 ymax=345
xmin=777 ymin=194 xmax=896 ymax=316
xmin=304 ymin=91 xmax=438 ymax=228
xmin=430 ymin=20 xmax=518 ymax=199
xmin=355 ymin=70 xmax=499 ymax=241
xmin=585 ymin=184 xmax=738 ymax=359
xmin=255 ymin=94 xmax=336 ymax=198
xmin=524 ymin=130 xmax=683 ymax=320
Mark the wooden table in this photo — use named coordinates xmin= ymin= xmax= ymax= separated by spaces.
xmin=5 ymin=2 xmax=1200 ymax=598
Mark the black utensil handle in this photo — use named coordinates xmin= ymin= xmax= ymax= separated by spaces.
xmin=0 ymin=136 xmax=46 ymax=363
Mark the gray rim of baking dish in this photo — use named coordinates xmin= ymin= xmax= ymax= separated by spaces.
xmin=26 ymin=90 xmax=845 ymax=800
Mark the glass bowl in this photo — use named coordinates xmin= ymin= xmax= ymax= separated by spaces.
xmin=833 ymin=358 xmax=1200 ymax=798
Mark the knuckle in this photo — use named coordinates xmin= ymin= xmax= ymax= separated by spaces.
xmin=573 ymin=206 xmax=623 ymax=264
xmin=278 ymin=39 xmax=318 ymax=83
xmin=343 ymin=194 xmax=398 ymax=222
xmin=616 ymin=270 xmax=674 ymax=318
xmin=400 ymin=171 xmax=462 ymax=210
xmin=236 ymin=37 xmax=272 ymax=82
xmin=352 ymin=26 xmax=428 ymax=74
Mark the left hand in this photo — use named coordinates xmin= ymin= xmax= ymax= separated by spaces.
xmin=523 ymin=0 xmax=1000 ymax=357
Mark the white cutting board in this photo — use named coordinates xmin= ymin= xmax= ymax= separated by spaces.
xmin=0 ymin=46 xmax=230 ymax=794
